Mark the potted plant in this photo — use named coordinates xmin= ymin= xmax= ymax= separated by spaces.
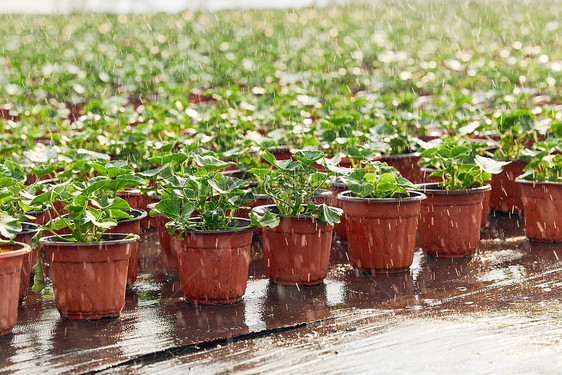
xmin=416 ymin=141 xmax=505 ymax=257
xmin=486 ymin=110 xmax=538 ymax=213
xmin=516 ymin=140 xmax=562 ymax=242
xmin=250 ymin=150 xmax=342 ymax=286
xmin=369 ymin=114 xmax=426 ymax=183
xmin=0 ymin=241 xmax=32 ymax=336
xmin=330 ymin=160 xmax=425 ymax=273
xmin=150 ymin=154 xmax=265 ymax=304
xmin=419 ymin=138 xmax=493 ymax=227
xmin=31 ymin=160 xmax=142 ymax=319
xmin=0 ymin=161 xmax=54 ymax=301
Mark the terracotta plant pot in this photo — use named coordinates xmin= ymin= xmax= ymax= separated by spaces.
xmin=171 ymin=218 xmax=253 ymax=304
xmin=0 ymin=241 xmax=31 ymax=335
xmin=1 ymin=222 xmax=41 ymax=302
xmin=518 ymin=180 xmax=562 ymax=242
xmin=490 ymin=160 xmax=526 ymax=213
xmin=40 ymin=233 xmax=138 ymax=319
xmin=13 ymin=223 xmax=41 ymax=302
xmin=108 ymin=209 xmax=147 ymax=289
xmin=422 ymin=168 xmax=491 ymax=227
xmin=328 ymin=181 xmax=348 ymax=241
xmin=254 ymin=204 xmax=338 ymax=286
xmin=149 ymin=203 xmax=176 ymax=275
xmin=417 ymin=183 xmax=491 ymax=257
xmin=338 ymin=191 xmax=426 ymax=273
xmin=27 ymin=206 xmax=51 ymax=225
xmin=380 ymin=153 xmax=423 ymax=184
xmin=139 ymin=191 xmax=160 ymax=230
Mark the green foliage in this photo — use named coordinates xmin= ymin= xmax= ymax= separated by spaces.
xmin=490 ymin=110 xmax=538 ymax=161
xmin=31 ymin=159 xmax=141 ymax=242
xmin=519 ymin=140 xmax=562 ymax=182
xmin=333 ymin=161 xmax=417 ymax=199
xmin=250 ymin=150 xmax=341 ymax=226
xmin=149 ymin=153 xmax=255 ymax=233
xmin=419 ymin=141 xmax=506 ymax=190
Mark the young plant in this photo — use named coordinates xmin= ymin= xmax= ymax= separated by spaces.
xmin=489 ymin=110 xmax=538 ymax=161
xmin=31 ymin=160 xmax=144 ymax=243
xmin=519 ymin=140 xmax=562 ymax=182
xmin=419 ymin=141 xmax=507 ymax=190
xmin=249 ymin=150 xmax=341 ymax=226
xmin=334 ymin=161 xmax=417 ymax=198
xmin=149 ymin=153 xmax=267 ymax=235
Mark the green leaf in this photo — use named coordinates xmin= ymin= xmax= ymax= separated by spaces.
xmin=474 ymin=155 xmax=510 ymax=174
xmin=193 ymin=154 xmax=234 ymax=171
xmin=150 ymin=198 xmax=181 ymax=220
xmin=292 ymin=150 xmax=325 ymax=166
xmin=250 ymin=210 xmax=279 ymax=229
xmin=317 ymin=204 xmax=342 ymax=226
xmin=208 ymin=176 xmax=248 ymax=194
xmin=0 ymin=212 xmax=21 ymax=239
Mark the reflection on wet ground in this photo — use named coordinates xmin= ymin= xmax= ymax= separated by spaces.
xmin=1 ymin=214 xmax=561 ymax=374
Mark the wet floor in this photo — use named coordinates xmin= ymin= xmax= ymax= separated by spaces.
xmin=1 ymin=213 xmax=561 ymax=374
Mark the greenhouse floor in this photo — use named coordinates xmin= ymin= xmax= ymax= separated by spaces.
xmin=1 ymin=213 xmax=562 ymax=374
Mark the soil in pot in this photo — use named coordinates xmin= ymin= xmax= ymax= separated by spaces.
xmin=171 ymin=218 xmax=253 ymax=305
xmin=40 ymin=233 xmax=138 ymax=320
xmin=490 ymin=160 xmax=526 ymax=214
xmin=519 ymin=180 xmax=562 ymax=242
xmin=417 ymin=183 xmax=491 ymax=257
xmin=338 ymin=191 xmax=425 ymax=273
xmin=254 ymin=205 xmax=336 ymax=286
xmin=0 ymin=242 xmax=31 ymax=335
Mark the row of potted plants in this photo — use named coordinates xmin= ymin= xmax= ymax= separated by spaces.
xmin=1 ymin=136 xmax=560 ymax=335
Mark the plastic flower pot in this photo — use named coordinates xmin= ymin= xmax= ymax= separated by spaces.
xmin=148 ymin=202 xmax=176 ymax=275
xmin=108 ymin=209 xmax=147 ymax=289
xmin=328 ymin=181 xmax=349 ymax=241
xmin=39 ymin=233 xmax=138 ymax=320
xmin=518 ymin=180 xmax=562 ymax=242
xmin=254 ymin=204 xmax=338 ymax=286
xmin=417 ymin=183 xmax=491 ymax=257
xmin=0 ymin=222 xmax=41 ymax=302
xmin=171 ymin=218 xmax=253 ymax=305
xmin=422 ymin=168 xmax=491 ymax=227
xmin=139 ymin=190 xmax=160 ymax=230
xmin=338 ymin=190 xmax=426 ymax=273
xmin=490 ymin=160 xmax=526 ymax=214
xmin=13 ymin=223 xmax=41 ymax=302
xmin=0 ymin=241 xmax=31 ymax=335
xmin=380 ymin=153 xmax=423 ymax=184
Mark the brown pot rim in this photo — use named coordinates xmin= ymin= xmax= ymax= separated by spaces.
xmin=516 ymin=178 xmax=562 ymax=187
xmin=0 ymin=241 xmax=32 ymax=258
xmin=415 ymin=182 xmax=491 ymax=195
xmin=337 ymin=190 xmax=426 ymax=203
xmin=39 ymin=233 xmax=140 ymax=246
xmin=252 ymin=204 xmax=344 ymax=218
